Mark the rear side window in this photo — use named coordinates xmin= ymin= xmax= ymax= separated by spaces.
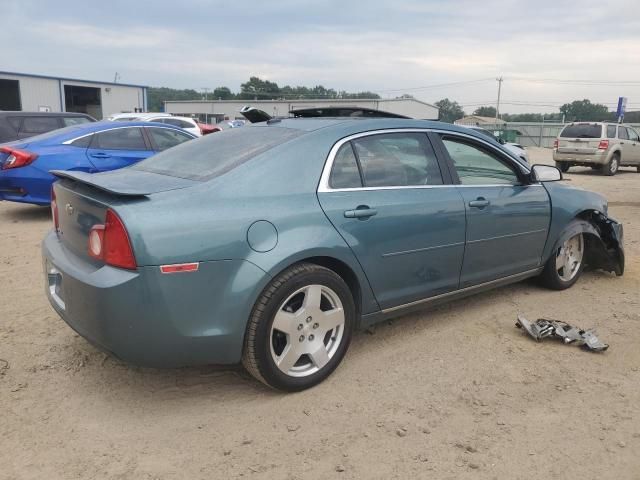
xmin=21 ymin=116 xmax=60 ymax=134
xmin=607 ymin=125 xmax=616 ymax=138
xmin=94 ymin=128 xmax=147 ymax=150
xmin=62 ymin=117 xmax=91 ymax=127
xmin=162 ymin=118 xmax=193 ymax=128
xmin=352 ymin=133 xmax=443 ymax=187
xmin=560 ymin=124 xmax=602 ymax=138
xmin=618 ymin=127 xmax=629 ymax=140
xmin=132 ymin=126 xmax=303 ymax=181
xmin=329 ymin=143 xmax=362 ymax=189
xmin=7 ymin=117 xmax=21 ymax=131
xmin=147 ymin=127 xmax=194 ymax=151
xmin=70 ymin=134 xmax=93 ymax=148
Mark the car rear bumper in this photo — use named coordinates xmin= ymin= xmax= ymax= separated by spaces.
xmin=42 ymin=231 xmax=269 ymax=367
xmin=552 ymin=151 xmax=607 ymax=164
xmin=0 ymin=167 xmax=54 ymax=205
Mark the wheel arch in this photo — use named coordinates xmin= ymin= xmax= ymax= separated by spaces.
xmin=547 ymin=209 xmax=624 ymax=276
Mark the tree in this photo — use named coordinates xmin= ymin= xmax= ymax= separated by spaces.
xmin=213 ymin=86 xmax=234 ymax=100
xmin=472 ymin=106 xmax=497 ymax=118
xmin=434 ymin=98 xmax=464 ymax=123
xmin=559 ymin=99 xmax=610 ymax=122
xmin=147 ymin=87 xmax=201 ymax=111
xmin=238 ymin=76 xmax=281 ymax=99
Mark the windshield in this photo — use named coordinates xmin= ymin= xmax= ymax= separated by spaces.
xmin=560 ymin=124 xmax=602 ymax=138
xmin=132 ymin=125 xmax=303 ymax=181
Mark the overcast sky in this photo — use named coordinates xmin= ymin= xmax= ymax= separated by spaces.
xmin=3 ymin=0 xmax=640 ymax=113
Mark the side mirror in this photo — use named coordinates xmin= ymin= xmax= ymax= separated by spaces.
xmin=531 ymin=164 xmax=562 ymax=182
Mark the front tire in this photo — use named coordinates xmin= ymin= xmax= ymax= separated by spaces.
xmin=242 ymin=263 xmax=355 ymax=391
xmin=539 ymin=232 xmax=585 ymax=290
xmin=556 ymin=161 xmax=571 ymax=173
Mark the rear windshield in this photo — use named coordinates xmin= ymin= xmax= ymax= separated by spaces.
xmin=560 ymin=124 xmax=602 ymax=138
xmin=132 ymin=126 xmax=304 ymax=181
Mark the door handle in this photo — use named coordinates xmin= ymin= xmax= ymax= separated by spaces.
xmin=469 ymin=198 xmax=490 ymax=208
xmin=344 ymin=206 xmax=378 ymax=219
xmin=90 ymin=152 xmax=111 ymax=158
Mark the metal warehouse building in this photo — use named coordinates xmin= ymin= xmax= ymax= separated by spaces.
xmin=0 ymin=71 xmax=148 ymax=120
xmin=164 ymin=98 xmax=439 ymax=123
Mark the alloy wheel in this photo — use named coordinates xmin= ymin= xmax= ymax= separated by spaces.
xmin=270 ymin=284 xmax=345 ymax=377
xmin=555 ymin=234 xmax=584 ymax=282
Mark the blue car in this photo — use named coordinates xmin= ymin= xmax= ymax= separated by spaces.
xmin=0 ymin=121 xmax=196 ymax=205
xmin=42 ymin=118 xmax=624 ymax=391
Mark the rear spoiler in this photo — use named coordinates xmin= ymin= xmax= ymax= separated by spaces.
xmin=239 ymin=106 xmax=273 ymax=123
xmin=239 ymin=105 xmax=411 ymax=123
xmin=51 ymin=169 xmax=198 ymax=196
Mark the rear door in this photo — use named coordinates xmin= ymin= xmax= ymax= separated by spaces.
xmin=557 ymin=123 xmax=603 ymax=155
xmin=434 ymin=133 xmax=551 ymax=287
xmin=86 ymin=127 xmax=153 ymax=172
xmin=317 ymin=130 xmax=466 ymax=309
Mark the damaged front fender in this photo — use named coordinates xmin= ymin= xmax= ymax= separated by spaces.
xmin=556 ymin=211 xmax=624 ymax=276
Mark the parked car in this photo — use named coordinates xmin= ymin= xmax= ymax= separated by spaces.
xmin=110 ymin=113 xmax=212 ymax=137
xmin=465 ymin=126 xmax=529 ymax=163
xmin=43 ymin=119 xmax=624 ymax=391
xmin=553 ymin=122 xmax=640 ymax=175
xmin=0 ymin=111 xmax=95 ymax=144
xmin=107 ymin=112 xmax=171 ymax=122
xmin=0 ymin=121 xmax=195 ymax=205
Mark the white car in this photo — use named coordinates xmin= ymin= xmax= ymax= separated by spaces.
xmin=142 ymin=116 xmax=203 ymax=137
xmin=466 ymin=126 xmax=529 ymax=164
xmin=107 ymin=112 xmax=171 ymax=122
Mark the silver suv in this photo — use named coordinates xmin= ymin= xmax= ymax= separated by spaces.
xmin=553 ymin=122 xmax=640 ymax=176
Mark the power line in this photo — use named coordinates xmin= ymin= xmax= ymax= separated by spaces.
xmin=373 ymin=78 xmax=495 ymax=93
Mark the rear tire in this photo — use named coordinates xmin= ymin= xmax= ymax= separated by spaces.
xmin=242 ymin=263 xmax=355 ymax=391
xmin=603 ymin=154 xmax=619 ymax=176
xmin=539 ymin=230 xmax=585 ymax=290
xmin=556 ymin=161 xmax=571 ymax=173
xmin=590 ymin=165 xmax=603 ymax=171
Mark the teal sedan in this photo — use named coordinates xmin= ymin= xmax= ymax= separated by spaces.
xmin=42 ymin=118 xmax=624 ymax=391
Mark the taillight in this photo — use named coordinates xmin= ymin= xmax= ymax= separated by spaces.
xmin=88 ymin=209 xmax=136 ymax=270
xmin=553 ymin=139 xmax=559 ymax=149
xmin=51 ymin=187 xmax=59 ymax=232
xmin=0 ymin=147 xmax=38 ymax=169
xmin=598 ymin=139 xmax=609 ymax=150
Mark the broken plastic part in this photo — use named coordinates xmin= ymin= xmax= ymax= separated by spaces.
xmin=516 ymin=315 xmax=608 ymax=352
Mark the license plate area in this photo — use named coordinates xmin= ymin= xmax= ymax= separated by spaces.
xmin=46 ymin=261 xmax=66 ymax=310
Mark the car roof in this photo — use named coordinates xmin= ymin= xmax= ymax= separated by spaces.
xmin=0 ymin=111 xmax=93 ymax=118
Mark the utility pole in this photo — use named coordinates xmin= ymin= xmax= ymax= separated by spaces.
xmin=113 ymin=72 xmax=120 ymax=83
xmin=495 ymin=76 xmax=503 ymax=121
xmin=201 ymin=87 xmax=211 ymax=101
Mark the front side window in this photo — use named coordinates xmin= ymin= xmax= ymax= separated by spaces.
xmin=627 ymin=128 xmax=639 ymax=142
xmin=21 ymin=116 xmax=60 ymax=134
xmin=442 ymin=137 xmax=519 ymax=185
xmin=351 ymin=133 xmax=443 ymax=187
xmin=147 ymin=127 xmax=194 ymax=152
xmin=94 ymin=128 xmax=147 ymax=150
xmin=607 ymin=125 xmax=617 ymax=138
xmin=618 ymin=127 xmax=629 ymax=140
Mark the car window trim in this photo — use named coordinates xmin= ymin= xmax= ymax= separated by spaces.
xmin=317 ymin=128 xmax=530 ymax=193
xmin=61 ymin=125 xmax=190 ymax=146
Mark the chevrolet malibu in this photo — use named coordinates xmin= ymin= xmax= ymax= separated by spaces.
xmin=43 ymin=118 xmax=624 ymax=391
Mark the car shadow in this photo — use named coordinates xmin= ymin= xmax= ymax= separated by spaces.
xmin=567 ymin=167 xmax=637 ymax=176
xmin=0 ymin=203 xmax=50 ymax=223
xmin=58 ymin=270 xmax=620 ymax=403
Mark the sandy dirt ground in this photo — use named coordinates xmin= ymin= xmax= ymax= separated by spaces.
xmin=1 ymin=148 xmax=639 ymax=480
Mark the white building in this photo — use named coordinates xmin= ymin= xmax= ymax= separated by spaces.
xmin=164 ymin=98 xmax=439 ymax=123
xmin=0 ymin=71 xmax=148 ymax=120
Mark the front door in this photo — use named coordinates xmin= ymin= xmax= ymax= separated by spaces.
xmin=318 ymin=131 xmax=466 ymax=309
xmin=86 ymin=127 xmax=153 ymax=172
xmin=623 ymin=127 xmax=640 ymax=164
xmin=436 ymin=134 xmax=551 ymax=288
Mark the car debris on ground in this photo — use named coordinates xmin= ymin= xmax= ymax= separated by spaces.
xmin=515 ymin=315 xmax=609 ymax=352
